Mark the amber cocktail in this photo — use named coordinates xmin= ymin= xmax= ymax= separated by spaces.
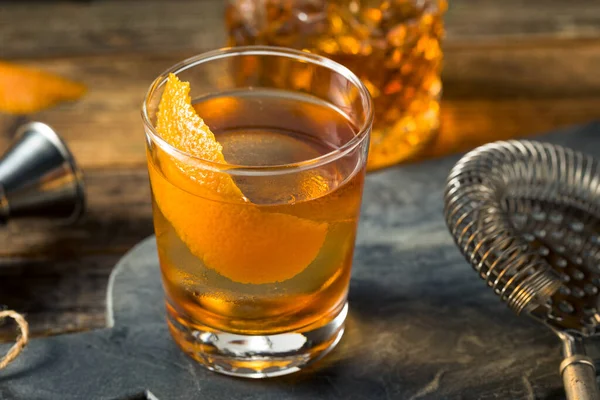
xmin=142 ymin=47 xmax=372 ymax=378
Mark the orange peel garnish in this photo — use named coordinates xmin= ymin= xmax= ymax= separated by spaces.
xmin=148 ymin=74 xmax=328 ymax=284
xmin=0 ymin=61 xmax=86 ymax=114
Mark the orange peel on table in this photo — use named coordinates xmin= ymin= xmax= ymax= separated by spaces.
xmin=0 ymin=61 xmax=86 ymax=114
xmin=148 ymin=73 xmax=328 ymax=284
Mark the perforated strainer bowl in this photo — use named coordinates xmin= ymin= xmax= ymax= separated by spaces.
xmin=445 ymin=140 xmax=600 ymax=400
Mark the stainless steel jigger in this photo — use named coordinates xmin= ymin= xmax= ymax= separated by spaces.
xmin=0 ymin=122 xmax=85 ymax=223
xmin=444 ymin=140 xmax=600 ymax=400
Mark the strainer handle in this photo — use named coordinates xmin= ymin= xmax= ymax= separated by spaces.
xmin=561 ymin=355 xmax=600 ymax=400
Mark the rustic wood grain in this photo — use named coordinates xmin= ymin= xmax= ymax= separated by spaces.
xmin=0 ymin=255 xmax=122 ymax=340
xmin=0 ymin=168 xmax=153 ymax=257
xmin=0 ymin=168 xmax=153 ymax=338
xmin=0 ymin=0 xmax=228 ymax=60
xmin=446 ymin=0 xmax=600 ymax=41
xmin=2 ymin=0 xmax=600 ymax=59
xmin=1 ymin=40 xmax=600 ymax=168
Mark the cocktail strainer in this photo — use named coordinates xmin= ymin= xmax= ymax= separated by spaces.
xmin=444 ymin=140 xmax=600 ymax=400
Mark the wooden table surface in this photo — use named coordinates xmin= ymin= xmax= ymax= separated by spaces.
xmin=0 ymin=0 xmax=599 ymax=341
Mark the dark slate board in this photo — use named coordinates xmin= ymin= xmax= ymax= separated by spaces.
xmin=2 ymin=122 xmax=600 ymax=400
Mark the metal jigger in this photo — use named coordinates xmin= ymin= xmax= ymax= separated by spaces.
xmin=0 ymin=122 xmax=85 ymax=224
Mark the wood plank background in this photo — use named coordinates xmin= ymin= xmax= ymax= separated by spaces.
xmin=0 ymin=0 xmax=599 ymax=340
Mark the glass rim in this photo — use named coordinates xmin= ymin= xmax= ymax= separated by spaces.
xmin=141 ymin=46 xmax=373 ymax=175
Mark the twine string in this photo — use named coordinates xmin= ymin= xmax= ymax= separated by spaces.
xmin=0 ymin=310 xmax=29 ymax=369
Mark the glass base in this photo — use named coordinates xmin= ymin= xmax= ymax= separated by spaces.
xmin=167 ymin=302 xmax=348 ymax=378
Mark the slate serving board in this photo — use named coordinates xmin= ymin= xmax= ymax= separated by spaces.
xmin=2 ymin=123 xmax=600 ymax=400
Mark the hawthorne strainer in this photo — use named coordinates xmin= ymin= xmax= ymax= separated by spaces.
xmin=445 ymin=140 xmax=600 ymax=400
